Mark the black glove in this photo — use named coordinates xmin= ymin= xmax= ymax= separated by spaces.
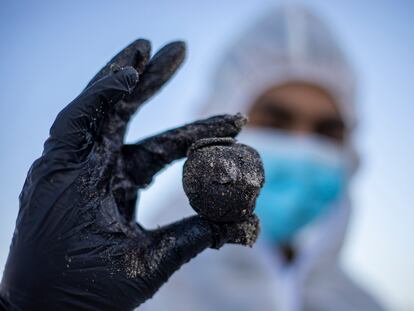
xmin=0 ymin=39 xmax=259 ymax=311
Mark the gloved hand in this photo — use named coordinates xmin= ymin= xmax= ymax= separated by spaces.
xmin=0 ymin=39 xmax=259 ymax=311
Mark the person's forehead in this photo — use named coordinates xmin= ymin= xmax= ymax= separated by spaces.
xmin=256 ymin=82 xmax=342 ymax=119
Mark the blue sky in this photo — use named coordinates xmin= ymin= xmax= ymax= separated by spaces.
xmin=0 ymin=1 xmax=413 ymax=310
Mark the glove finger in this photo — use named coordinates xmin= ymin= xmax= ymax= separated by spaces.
xmin=46 ymin=67 xmax=139 ymax=157
xmin=218 ymin=214 xmax=260 ymax=247
xmin=96 ymin=42 xmax=186 ymax=148
xmin=119 ymin=41 xmax=186 ymax=120
xmin=85 ymin=39 xmax=151 ymax=89
xmin=121 ymin=114 xmax=247 ymax=187
xmin=123 ymin=215 xmax=216 ymax=294
xmin=126 ymin=214 xmax=259 ymax=295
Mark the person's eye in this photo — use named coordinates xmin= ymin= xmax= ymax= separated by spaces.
xmin=261 ymin=104 xmax=293 ymax=129
xmin=314 ymin=119 xmax=346 ymax=142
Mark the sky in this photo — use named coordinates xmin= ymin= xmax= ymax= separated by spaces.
xmin=0 ymin=1 xmax=413 ymax=310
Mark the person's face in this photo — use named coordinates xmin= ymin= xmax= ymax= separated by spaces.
xmin=248 ymin=82 xmax=346 ymax=144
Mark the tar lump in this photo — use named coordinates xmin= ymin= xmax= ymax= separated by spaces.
xmin=183 ymin=137 xmax=264 ymax=222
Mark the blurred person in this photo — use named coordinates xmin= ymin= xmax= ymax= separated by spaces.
xmin=141 ymin=5 xmax=385 ymax=311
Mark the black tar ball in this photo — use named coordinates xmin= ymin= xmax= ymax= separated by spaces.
xmin=183 ymin=137 xmax=264 ymax=223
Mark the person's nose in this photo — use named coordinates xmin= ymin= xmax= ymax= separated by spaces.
xmin=289 ymin=122 xmax=314 ymax=135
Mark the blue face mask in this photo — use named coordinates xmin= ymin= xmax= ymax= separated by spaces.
xmin=239 ymin=128 xmax=349 ymax=243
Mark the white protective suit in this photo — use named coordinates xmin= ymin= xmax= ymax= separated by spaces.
xmin=140 ymin=5 xmax=385 ymax=311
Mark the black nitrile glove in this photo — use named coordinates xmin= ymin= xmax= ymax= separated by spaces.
xmin=0 ymin=39 xmax=259 ymax=311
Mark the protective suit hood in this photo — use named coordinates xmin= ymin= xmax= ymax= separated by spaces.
xmin=200 ymin=4 xmax=357 ymax=131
